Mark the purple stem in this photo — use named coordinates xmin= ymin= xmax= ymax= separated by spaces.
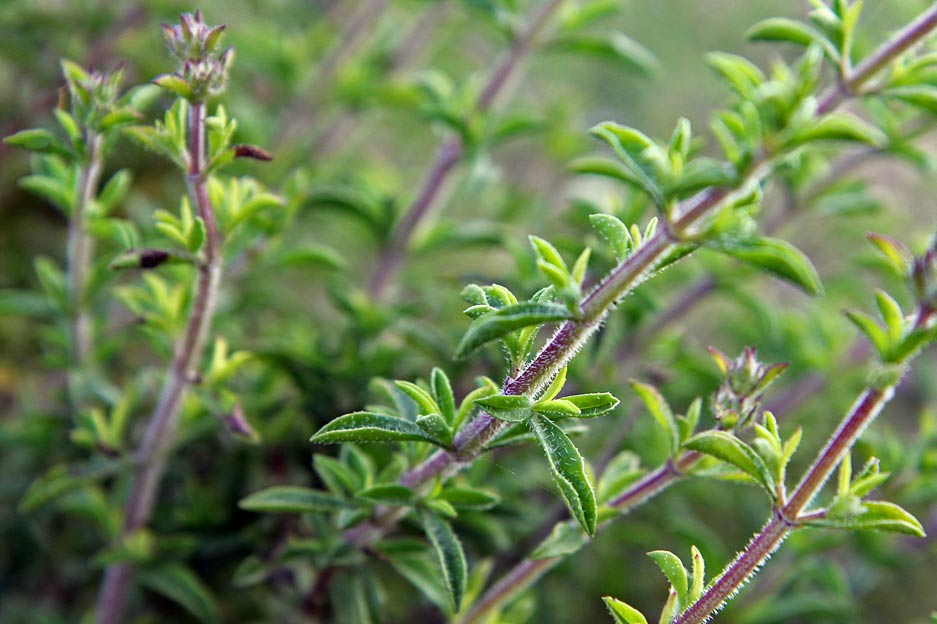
xmin=367 ymin=0 xmax=565 ymax=299
xmin=95 ymin=100 xmax=223 ymax=624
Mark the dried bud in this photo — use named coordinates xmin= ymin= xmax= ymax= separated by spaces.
xmin=222 ymin=404 xmax=259 ymax=442
xmin=912 ymin=248 xmax=937 ymax=307
xmin=109 ymin=248 xmax=194 ymax=271
xmin=234 ymin=144 xmax=274 ymax=161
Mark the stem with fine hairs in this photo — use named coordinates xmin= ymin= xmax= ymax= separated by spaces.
xmin=340 ymin=0 xmax=937 ymax=571
xmin=95 ymin=100 xmax=223 ymax=624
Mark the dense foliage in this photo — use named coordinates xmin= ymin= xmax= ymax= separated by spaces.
xmin=2 ymin=1 xmax=937 ymax=623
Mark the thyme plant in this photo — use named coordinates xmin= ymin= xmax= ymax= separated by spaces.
xmin=4 ymin=1 xmax=937 ymax=623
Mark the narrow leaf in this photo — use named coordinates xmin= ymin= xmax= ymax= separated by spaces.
xmin=711 ymin=236 xmax=823 ymax=296
xmin=455 ymin=302 xmax=574 ymax=359
xmin=310 ymin=412 xmax=442 ymax=445
xmin=684 ymin=431 xmax=775 ymax=495
xmin=420 ymin=509 xmax=467 ymax=612
xmin=530 ymin=414 xmax=597 ymax=535
xmin=138 ymin=564 xmax=220 ymax=624
xmin=239 ymin=486 xmax=349 ymax=513
xmin=630 ymin=380 xmax=680 ymax=455
xmin=603 ymin=596 xmax=649 ymax=624
xmin=647 ymin=550 xmax=689 ymax=607
xmin=474 ymin=394 xmax=533 ymax=423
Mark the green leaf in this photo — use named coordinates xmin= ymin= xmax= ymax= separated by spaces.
xmin=384 ymin=550 xmax=450 ymax=613
xmin=590 ymin=122 xmax=663 ymax=203
xmin=455 ymin=302 xmax=574 ymax=359
xmin=711 ymin=236 xmax=823 ymax=296
xmin=415 ymin=413 xmax=452 ymax=446
xmin=563 ymin=393 xmax=620 ymax=418
xmin=532 ymin=521 xmax=589 ymax=559
xmin=529 ymin=414 xmax=597 ymax=536
xmin=310 ymin=412 xmax=443 ymax=445
xmin=684 ymin=431 xmax=775 ymax=495
xmin=603 ymin=596 xmax=649 ymax=624
xmin=419 ymin=509 xmax=467 ymax=612
xmin=431 ymin=368 xmax=457 ymax=425
xmin=597 ymin=451 xmax=643 ymax=504
xmin=474 ymin=394 xmax=533 ymax=422
xmin=572 ymin=157 xmax=642 ymax=188
xmin=647 ymin=550 xmax=689 ymax=607
xmin=883 ymin=85 xmax=937 ymax=114
xmin=97 ymin=169 xmax=133 ymax=214
xmin=533 ymin=399 xmax=581 ymax=419
xmin=395 ymin=380 xmax=440 ymax=417
xmin=437 ymin=487 xmax=500 ymax=511
xmin=153 ymin=74 xmax=193 ymax=99
xmin=845 ymin=309 xmax=890 ymax=359
xmin=546 ymin=32 xmax=657 ymax=77
xmin=138 ymin=564 xmax=220 ymax=624
xmin=539 ymin=366 xmax=568 ymax=402
xmin=746 ymin=17 xmax=839 ymax=60
xmin=706 ymin=52 xmax=765 ymax=98
xmin=874 ymin=290 xmax=904 ymax=345
xmin=590 ymin=213 xmax=634 ymax=261
xmin=689 ymin=545 xmax=705 ymax=604
xmin=356 ymin=484 xmax=414 ymax=506
xmin=810 ymin=501 xmax=925 ymax=536
xmin=4 ymin=128 xmax=63 ymax=154
xmin=630 ymin=380 xmax=680 ymax=455
xmin=788 ymin=113 xmax=887 ymax=148
xmin=239 ymin=486 xmax=350 ymax=513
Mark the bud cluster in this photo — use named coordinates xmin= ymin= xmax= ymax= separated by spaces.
xmin=709 ymin=346 xmax=787 ymax=428
xmin=156 ymin=11 xmax=232 ymax=101
xmin=61 ymin=61 xmax=125 ymax=132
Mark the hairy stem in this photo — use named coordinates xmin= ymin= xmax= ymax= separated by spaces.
xmin=67 ymin=131 xmax=103 ymax=405
xmin=460 ymin=452 xmax=701 ymax=624
xmin=673 ymin=383 xmax=898 ymax=624
xmin=349 ymin=0 xmax=937 ymax=588
xmin=95 ymin=101 xmax=223 ymax=624
xmin=367 ymin=0 xmax=564 ymax=299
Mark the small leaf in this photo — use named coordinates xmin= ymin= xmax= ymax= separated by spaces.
xmin=874 ymin=290 xmax=904 ymax=345
xmin=590 ymin=213 xmax=634 ymax=260
xmin=689 ymin=545 xmax=705 ymax=604
xmin=603 ymin=596 xmax=649 ymax=624
xmin=788 ymin=113 xmax=887 ymax=148
xmin=530 ymin=414 xmax=597 ymax=535
xmin=455 ymin=302 xmax=574 ymax=359
xmin=647 ymin=550 xmax=688 ymax=607
xmin=540 ymin=366 xmax=568 ymax=402
xmin=420 ymin=509 xmax=467 ymax=612
xmin=630 ymin=380 xmax=680 ymax=455
xmin=431 ymin=368 xmax=457 ymax=425
xmin=395 ymin=380 xmax=440 ymax=417
xmin=533 ymin=399 xmax=582 ymax=419
xmin=356 ymin=484 xmax=414 ymax=506
xmin=563 ymin=393 xmax=620 ymax=418
xmin=684 ymin=431 xmax=775 ymax=495
xmin=415 ymin=413 xmax=452 ymax=446
xmin=711 ymin=236 xmax=823 ymax=296
xmin=532 ymin=521 xmax=589 ymax=559
xmin=867 ymin=233 xmax=912 ymax=277
xmin=4 ymin=128 xmax=63 ymax=153
xmin=239 ymin=486 xmax=349 ymax=513
xmin=809 ymin=501 xmax=925 ymax=536
xmin=746 ymin=17 xmax=839 ymax=60
xmin=310 ymin=412 xmax=443 ymax=445
xmin=845 ymin=309 xmax=890 ymax=359
xmin=437 ymin=487 xmax=500 ymax=511
xmin=138 ymin=564 xmax=220 ymax=624
xmin=474 ymin=394 xmax=533 ymax=423
xmin=153 ymin=73 xmax=192 ymax=99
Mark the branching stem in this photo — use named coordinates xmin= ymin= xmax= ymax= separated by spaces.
xmin=367 ymin=0 xmax=564 ymax=298
xmin=95 ymin=100 xmax=223 ymax=624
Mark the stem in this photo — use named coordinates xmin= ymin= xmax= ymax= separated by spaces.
xmin=350 ymin=0 xmax=937 ymax=590
xmin=67 ymin=131 xmax=103 ymax=405
xmin=460 ymin=453 xmax=701 ymax=624
xmin=673 ymin=385 xmax=896 ymax=624
xmin=367 ymin=0 xmax=564 ymax=299
xmin=95 ymin=101 xmax=223 ymax=624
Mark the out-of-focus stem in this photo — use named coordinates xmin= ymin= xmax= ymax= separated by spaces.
xmin=67 ymin=131 xmax=103 ymax=404
xmin=367 ymin=0 xmax=564 ymax=299
xmin=95 ymin=100 xmax=223 ymax=624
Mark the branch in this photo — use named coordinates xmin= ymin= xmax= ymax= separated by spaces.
xmin=367 ymin=0 xmax=565 ymax=299
xmin=66 ymin=131 xmax=103 ymax=405
xmin=95 ymin=100 xmax=224 ymax=624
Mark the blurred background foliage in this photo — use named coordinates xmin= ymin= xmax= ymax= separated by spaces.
xmin=1 ymin=0 xmax=937 ymax=622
